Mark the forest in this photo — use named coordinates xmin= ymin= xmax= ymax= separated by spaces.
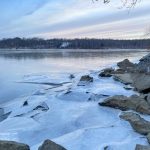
xmin=0 ymin=37 xmax=149 ymax=49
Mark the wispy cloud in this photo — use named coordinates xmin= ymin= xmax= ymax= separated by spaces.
xmin=0 ymin=0 xmax=150 ymax=39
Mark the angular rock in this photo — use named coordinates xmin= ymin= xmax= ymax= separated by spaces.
xmin=131 ymin=73 xmax=150 ymax=93
xmin=99 ymin=68 xmax=114 ymax=77
xmin=117 ymin=59 xmax=135 ymax=71
xmin=99 ymin=95 xmax=150 ymax=115
xmin=135 ymin=144 xmax=150 ymax=150
xmin=113 ymin=73 xmax=133 ymax=85
xmin=120 ymin=112 xmax=150 ymax=135
xmin=0 ymin=140 xmax=30 ymax=150
xmin=23 ymin=101 xmax=28 ymax=106
xmin=138 ymin=53 xmax=150 ymax=73
xmin=38 ymin=139 xmax=67 ymax=150
xmin=79 ymin=75 xmax=93 ymax=82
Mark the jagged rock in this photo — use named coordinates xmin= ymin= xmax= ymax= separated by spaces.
xmin=137 ymin=53 xmax=150 ymax=73
xmin=80 ymin=75 xmax=93 ymax=82
xmin=23 ymin=101 xmax=28 ymax=106
xmin=117 ymin=59 xmax=136 ymax=71
xmin=131 ymin=73 xmax=150 ymax=93
xmin=120 ymin=112 xmax=150 ymax=135
xmin=99 ymin=68 xmax=114 ymax=77
xmin=135 ymin=144 xmax=150 ymax=150
xmin=38 ymin=139 xmax=67 ymax=150
xmin=113 ymin=73 xmax=133 ymax=85
xmin=113 ymin=72 xmax=150 ymax=93
xmin=99 ymin=95 xmax=150 ymax=115
xmin=33 ymin=102 xmax=49 ymax=112
xmin=0 ymin=140 xmax=30 ymax=150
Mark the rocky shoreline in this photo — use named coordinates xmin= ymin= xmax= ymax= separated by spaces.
xmin=0 ymin=53 xmax=150 ymax=150
xmin=99 ymin=53 xmax=150 ymax=149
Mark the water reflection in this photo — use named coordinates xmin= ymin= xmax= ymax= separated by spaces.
xmin=0 ymin=49 xmax=149 ymax=104
xmin=0 ymin=49 xmax=149 ymax=60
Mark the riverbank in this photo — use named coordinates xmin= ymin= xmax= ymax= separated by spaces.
xmin=0 ymin=53 xmax=150 ymax=150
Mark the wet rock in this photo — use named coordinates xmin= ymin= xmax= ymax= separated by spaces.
xmin=117 ymin=59 xmax=136 ymax=71
xmin=23 ymin=101 xmax=28 ymax=106
xmin=99 ymin=68 xmax=115 ymax=77
xmin=99 ymin=95 xmax=150 ymax=115
xmin=135 ymin=144 xmax=150 ymax=150
xmin=38 ymin=139 xmax=67 ymax=150
xmin=80 ymin=75 xmax=93 ymax=82
xmin=33 ymin=102 xmax=49 ymax=112
xmin=0 ymin=140 xmax=30 ymax=150
xmin=120 ymin=112 xmax=150 ymax=135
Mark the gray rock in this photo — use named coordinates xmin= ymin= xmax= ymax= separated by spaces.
xmin=135 ymin=144 xmax=150 ymax=150
xmin=131 ymin=73 xmax=150 ymax=93
xmin=0 ymin=140 xmax=30 ymax=150
xmin=38 ymin=139 xmax=67 ymax=150
xmin=79 ymin=75 xmax=93 ymax=82
xmin=120 ymin=112 xmax=150 ymax=135
xmin=117 ymin=59 xmax=135 ymax=71
xmin=113 ymin=73 xmax=133 ymax=85
xmin=146 ymin=133 xmax=150 ymax=144
xmin=137 ymin=53 xmax=150 ymax=73
xmin=99 ymin=68 xmax=115 ymax=77
xmin=99 ymin=95 xmax=150 ymax=115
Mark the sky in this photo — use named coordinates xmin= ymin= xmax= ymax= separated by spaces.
xmin=0 ymin=0 xmax=150 ymax=39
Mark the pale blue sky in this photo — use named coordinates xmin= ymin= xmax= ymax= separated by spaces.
xmin=0 ymin=0 xmax=150 ymax=39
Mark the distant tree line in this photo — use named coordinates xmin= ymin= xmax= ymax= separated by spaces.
xmin=0 ymin=37 xmax=149 ymax=49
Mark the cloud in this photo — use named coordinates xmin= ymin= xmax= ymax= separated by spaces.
xmin=0 ymin=0 xmax=150 ymax=39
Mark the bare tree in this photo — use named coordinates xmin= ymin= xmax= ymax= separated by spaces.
xmin=94 ymin=0 xmax=140 ymax=8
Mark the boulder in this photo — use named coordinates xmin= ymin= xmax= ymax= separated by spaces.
xmin=113 ymin=73 xmax=133 ymax=85
xmin=99 ymin=68 xmax=115 ymax=77
xmin=113 ymin=72 xmax=150 ymax=93
xmin=99 ymin=95 xmax=150 ymax=115
xmin=137 ymin=53 xmax=150 ymax=73
xmin=78 ymin=75 xmax=93 ymax=86
xmin=79 ymin=75 xmax=93 ymax=82
xmin=135 ymin=144 xmax=150 ymax=150
xmin=117 ymin=59 xmax=136 ymax=71
xmin=0 ymin=140 xmax=30 ymax=150
xmin=38 ymin=139 xmax=67 ymax=150
xmin=120 ymin=112 xmax=150 ymax=135
xmin=131 ymin=73 xmax=150 ymax=93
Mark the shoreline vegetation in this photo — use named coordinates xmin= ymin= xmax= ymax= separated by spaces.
xmin=0 ymin=52 xmax=150 ymax=150
xmin=0 ymin=38 xmax=150 ymax=49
